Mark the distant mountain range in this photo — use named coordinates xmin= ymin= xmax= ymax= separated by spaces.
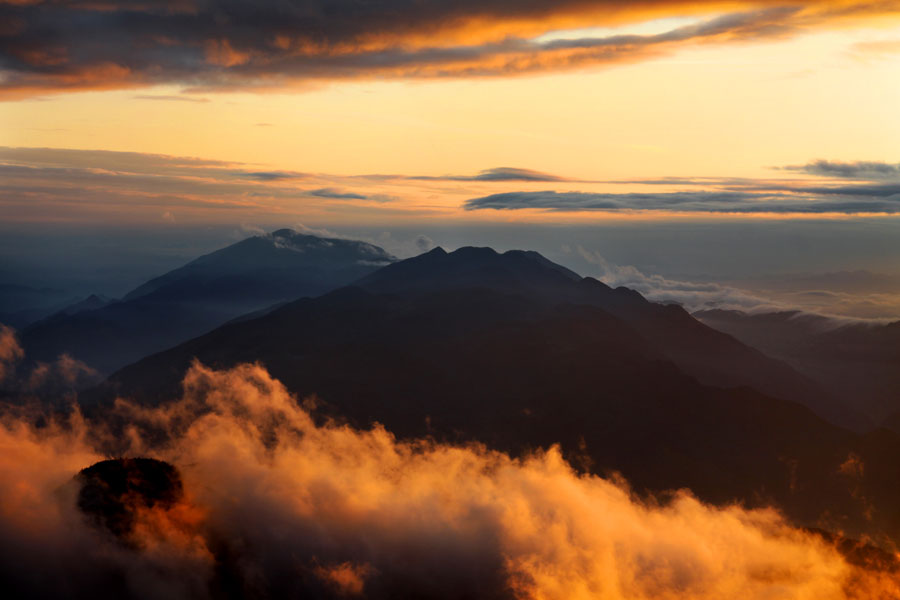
xmin=695 ymin=309 xmax=900 ymax=430
xmin=92 ymin=245 xmax=900 ymax=545
xmin=19 ymin=229 xmax=395 ymax=374
xmin=0 ymin=283 xmax=82 ymax=328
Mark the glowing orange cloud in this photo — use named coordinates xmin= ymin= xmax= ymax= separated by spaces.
xmin=0 ymin=361 xmax=897 ymax=597
xmin=2 ymin=1 xmax=900 ymax=98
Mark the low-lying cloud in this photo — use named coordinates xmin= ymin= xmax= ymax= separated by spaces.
xmin=0 ymin=323 xmax=23 ymax=381
xmin=0 ymin=361 xmax=897 ymax=599
xmin=570 ymin=247 xmax=785 ymax=313
xmin=566 ymin=247 xmax=900 ymax=322
xmin=0 ymin=323 xmax=101 ymax=395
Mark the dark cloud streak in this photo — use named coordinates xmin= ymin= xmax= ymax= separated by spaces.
xmin=781 ymin=160 xmax=900 ymax=180
xmin=465 ymin=188 xmax=900 ymax=214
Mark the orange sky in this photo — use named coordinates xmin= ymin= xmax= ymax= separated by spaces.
xmin=0 ymin=1 xmax=899 ymax=226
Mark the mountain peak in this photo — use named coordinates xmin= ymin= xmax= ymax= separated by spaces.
xmin=355 ymin=244 xmax=583 ymax=297
xmin=451 ymin=246 xmax=499 ymax=259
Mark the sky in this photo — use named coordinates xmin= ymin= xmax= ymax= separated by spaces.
xmin=2 ymin=0 xmax=900 ymax=317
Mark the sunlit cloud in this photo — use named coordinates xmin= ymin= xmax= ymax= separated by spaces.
xmin=1 ymin=1 xmax=899 ymax=98
xmin=0 ymin=360 xmax=897 ymax=598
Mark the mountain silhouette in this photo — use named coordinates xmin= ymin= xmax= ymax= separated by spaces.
xmin=696 ymin=309 xmax=900 ymax=428
xmin=20 ymin=230 xmax=395 ymax=375
xmin=356 ymin=246 xmax=866 ymax=429
xmin=95 ymin=246 xmax=900 ymax=545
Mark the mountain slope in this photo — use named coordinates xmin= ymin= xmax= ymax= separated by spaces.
xmin=696 ymin=309 xmax=900 ymax=427
xmin=356 ymin=246 xmax=866 ymax=430
xmin=96 ymin=247 xmax=900 ymax=545
xmin=21 ymin=230 xmax=395 ymax=375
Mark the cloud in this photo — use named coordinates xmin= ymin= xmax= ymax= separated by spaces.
xmin=570 ymin=247 xmax=785 ymax=313
xmin=0 ymin=361 xmax=896 ymax=598
xmin=0 ymin=146 xmax=410 ymax=224
xmin=370 ymin=231 xmax=436 ymax=258
xmin=451 ymin=167 xmax=566 ymax=182
xmin=0 ymin=325 xmax=101 ymax=393
xmin=0 ymin=2 xmax=897 ymax=97
xmin=464 ymin=188 xmax=900 ymax=215
xmin=781 ymin=160 xmax=900 ymax=180
xmin=238 ymin=170 xmax=308 ymax=182
xmin=0 ymin=323 xmax=23 ymax=381
xmin=3 ymin=145 xmax=900 ymax=224
xmin=25 ymin=353 xmax=99 ymax=392
xmin=567 ymin=247 xmax=900 ymax=322
xmin=307 ymin=187 xmax=371 ymax=200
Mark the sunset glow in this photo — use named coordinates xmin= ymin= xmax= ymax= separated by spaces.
xmin=2 ymin=2 xmax=900 ymax=598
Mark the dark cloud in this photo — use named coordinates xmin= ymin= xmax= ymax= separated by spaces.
xmin=781 ymin=160 xmax=900 ymax=180
xmin=307 ymin=187 xmax=369 ymax=200
xmin=357 ymin=166 xmax=574 ymax=183
xmin=465 ymin=184 xmax=900 ymax=214
xmin=0 ymin=1 xmax=895 ymax=97
xmin=459 ymin=167 xmax=565 ymax=182
xmin=239 ymin=170 xmax=307 ymax=182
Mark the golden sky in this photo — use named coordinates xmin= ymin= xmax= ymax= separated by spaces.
xmin=1 ymin=1 xmax=899 ymax=225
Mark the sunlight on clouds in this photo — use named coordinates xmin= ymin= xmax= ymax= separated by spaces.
xmin=533 ymin=16 xmax=707 ymax=43
xmin=0 ymin=361 xmax=897 ymax=598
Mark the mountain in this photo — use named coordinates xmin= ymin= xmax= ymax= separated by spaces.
xmin=96 ymin=246 xmax=900 ymax=545
xmin=20 ymin=230 xmax=395 ymax=375
xmin=54 ymin=294 xmax=114 ymax=316
xmin=0 ymin=283 xmax=79 ymax=328
xmin=357 ymin=247 xmax=868 ymax=430
xmin=696 ymin=309 xmax=900 ymax=428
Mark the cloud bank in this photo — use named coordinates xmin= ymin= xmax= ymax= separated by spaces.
xmin=465 ymin=161 xmax=900 ymax=215
xmin=566 ymin=247 xmax=900 ymax=322
xmin=0 ymin=361 xmax=897 ymax=599
xmin=4 ymin=146 xmax=900 ymax=223
xmin=781 ymin=160 xmax=900 ymax=180
xmin=465 ymin=188 xmax=900 ymax=215
xmin=1 ymin=1 xmax=898 ymax=97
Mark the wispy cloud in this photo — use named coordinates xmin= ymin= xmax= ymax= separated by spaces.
xmin=568 ymin=247 xmax=900 ymax=322
xmin=3 ymin=145 xmax=900 ymax=223
xmin=0 ymin=147 xmax=409 ymax=224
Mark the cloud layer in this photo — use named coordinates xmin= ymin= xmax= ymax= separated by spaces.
xmin=1 ymin=1 xmax=898 ymax=97
xmin=4 ymin=146 xmax=900 ymax=223
xmin=0 ymin=361 xmax=897 ymax=598
xmin=465 ymin=161 xmax=900 ymax=215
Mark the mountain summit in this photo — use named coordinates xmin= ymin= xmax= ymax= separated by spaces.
xmin=21 ymin=229 xmax=395 ymax=375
